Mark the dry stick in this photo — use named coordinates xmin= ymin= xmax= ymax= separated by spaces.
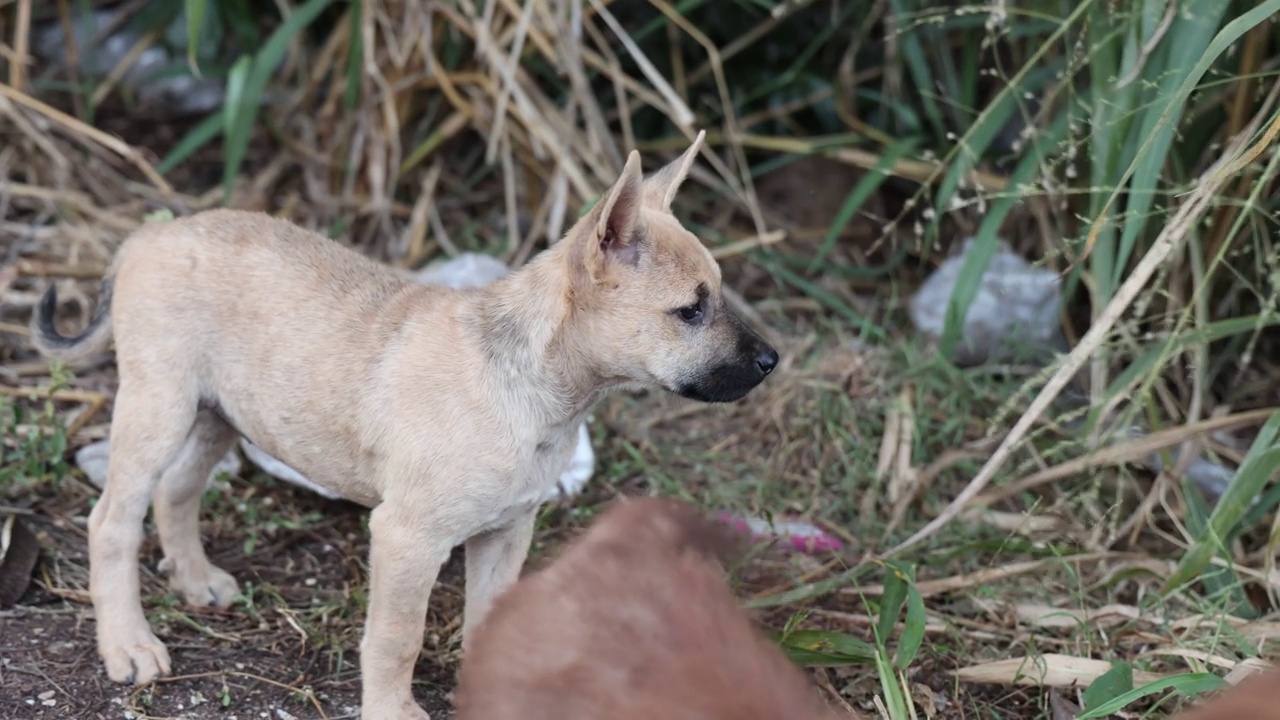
xmin=88 ymin=28 xmax=162 ymax=107
xmin=65 ymin=395 xmax=107 ymax=439
xmin=647 ymin=131 xmax=1010 ymax=193
xmin=10 ymin=0 xmax=31 ymax=90
xmin=52 ymin=0 xmax=86 ymax=119
xmin=500 ymin=132 xmax=521 ymax=260
xmin=585 ymin=0 xmax=695 ymax=130
xmin=847 ymin=551 xmax=1138 ymax=599
xmin=1113 ymin=0 xmax=1178 ymax=91
xmin=646 ymin=0 xmax=769 ymax=237
xmin=0 ymin=84 xmax=174 ymax=197
xmin=0 ymin=386 xmax=108 ymax=404
xmin=0 ymin=86 xmax=70 ymax=178
xmin=483 ymin=0 xmax=537 ymax=164
xmin=400 ymin=161 xmax=443 ymax=267
xmin=447 ymin=2 xmax=595 ymax=198
xmin=974 ymin=406 xmax=1280 ymax=508
xmin=708 ymin=230 xmax=786 ymax=259
xmin=682 ymin=0 xmax=819 ymax=88
xmin=14 ymin=259 xmax=109 ymax=279
xmin=555 ymin=0 xmax=621 ymax=173
xmin=885 ymin=106 xmax=1280 ymax=559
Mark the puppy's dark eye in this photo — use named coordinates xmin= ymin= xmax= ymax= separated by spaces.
xmin=675 ymin=303 xmax=703 ymax=324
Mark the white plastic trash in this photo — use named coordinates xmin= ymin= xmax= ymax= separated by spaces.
xmin=909 ymin=237 xmax=1064 ymax=366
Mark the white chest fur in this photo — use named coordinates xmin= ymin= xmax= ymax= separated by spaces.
xmin=470 ymin=421 xmax=583 ymax=535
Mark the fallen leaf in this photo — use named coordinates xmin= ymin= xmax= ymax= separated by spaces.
xmin=1047 ymin=688 xmax=1081 ymax=720
xmin=953 ymin=653 xmax=1166 ymax=688
xmin=1014 ymin=603 xmax=1142 ymax=629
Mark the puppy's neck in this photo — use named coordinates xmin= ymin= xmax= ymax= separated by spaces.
xmin=466 ymin=249 xmax=602 ymax=425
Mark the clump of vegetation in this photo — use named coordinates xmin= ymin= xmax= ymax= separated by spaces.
xmin=1 ymin=365 xmax=72 ymax=492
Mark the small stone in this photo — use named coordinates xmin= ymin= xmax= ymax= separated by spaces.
xmin=909 ymin=237 xmax=1065 ymax=366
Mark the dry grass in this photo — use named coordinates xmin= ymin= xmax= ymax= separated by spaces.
xmin=2 ymin=0 xmax=1280 ymax=718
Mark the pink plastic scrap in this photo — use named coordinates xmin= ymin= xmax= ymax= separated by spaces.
xmin=716 ymin=512 xmax=844 ymax=554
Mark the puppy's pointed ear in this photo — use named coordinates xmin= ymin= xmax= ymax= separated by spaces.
xmin=642 ymin=129 xmax=705 ymax=212
xmin=591 ymin=150 xmax=645 ymax=268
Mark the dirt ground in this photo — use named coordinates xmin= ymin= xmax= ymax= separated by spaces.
xmin=1 ymin=476 xmax=461 ymax=720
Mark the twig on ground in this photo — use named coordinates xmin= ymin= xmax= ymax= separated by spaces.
xmin=0 ymin=85 xmax=174 ymax=197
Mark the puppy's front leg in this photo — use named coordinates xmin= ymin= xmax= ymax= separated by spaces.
xmin=360 ymin=502 xmax=450 ymax=720
xmin=461 ymin=509 xmax=538 ymax=651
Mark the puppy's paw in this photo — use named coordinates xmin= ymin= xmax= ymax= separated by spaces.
xmin=160 ymin=557 xmax=241 ymax=609
xmin=99 ymin=626 xmax=171 ymax=685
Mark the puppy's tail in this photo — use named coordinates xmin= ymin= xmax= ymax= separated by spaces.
xmin=29 ymin=275 xmax=116 ymax=365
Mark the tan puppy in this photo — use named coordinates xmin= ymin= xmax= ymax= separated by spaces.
xmin=30 ymin=132 xmax=779 ymax=720
xmin=454 ymin=497 xmax=854 ymax=720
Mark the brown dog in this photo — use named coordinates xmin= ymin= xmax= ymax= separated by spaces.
xmin=454 ymin=497 xmax=852 ymax=720
xmin=1170 ymin=667 xmax=1280 ymax=720
xmin=30 ymin=131 xmax=779 ymax=720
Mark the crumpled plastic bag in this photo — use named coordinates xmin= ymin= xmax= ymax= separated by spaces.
xmin=413 ymin=253 xmax=512 ymax=289
xmin=75 ymin=437 xmax=242 ymax=491
xmin=716 ymin=512 xmax=843 ymax=554
xmin=909 ymin=238 xmax=1065 ymax=366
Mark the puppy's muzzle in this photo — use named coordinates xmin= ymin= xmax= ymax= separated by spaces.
xmin=676 ymin=313 xmax=779 ymax=403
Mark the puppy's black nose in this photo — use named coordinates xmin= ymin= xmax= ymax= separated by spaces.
xmin=755 ymin=346 xmax=779 ymax=376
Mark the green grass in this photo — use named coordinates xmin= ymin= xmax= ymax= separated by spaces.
xmin=0 ymin=367 xmax=73 ymax=492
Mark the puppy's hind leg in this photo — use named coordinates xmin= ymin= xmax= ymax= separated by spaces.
xmin=153 ymin=408 xmax=240 ymax=609
xmin=89 ymin=381 xmax=198 ymax=686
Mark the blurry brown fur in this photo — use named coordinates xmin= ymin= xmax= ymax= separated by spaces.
xmin=1170 ymin=667 xmax=1280 ymax=720
xmin=454 ymin=497 xmax=855 ymax=720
